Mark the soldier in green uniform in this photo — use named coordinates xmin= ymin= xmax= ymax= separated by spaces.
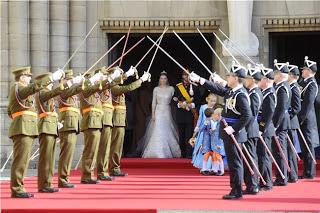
xmin=109 ymin=70 xmax=151 ymax=176
xmin=79 ymin=68 xmax=122 ymax=184
xmin=35 ymin=72 xmax=70 ymax=193
xmin=57 ymin=70 xmax=85 ymax=188
xmin=7 ymin=67 xmax=62 ymax=198
xmin=96 ymin=66 xmax=136 ymax=181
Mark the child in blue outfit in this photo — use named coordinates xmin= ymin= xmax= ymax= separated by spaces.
xmin=192 ymin=107 xmax=225 ymax=176
xmin=191 ymin=93 xmax=217 ymax=170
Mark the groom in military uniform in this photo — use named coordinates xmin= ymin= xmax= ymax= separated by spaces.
xmin=174 ymin=70 xmax=200 ymax=158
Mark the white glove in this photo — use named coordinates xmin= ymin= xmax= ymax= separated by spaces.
xmin=72 ymin=75 xmax=85 ymax=84
xmin=125 ymin=66 xmax=137 ymax=77
xmin=189 ymin=72 xmax=201 ymax=83
xmin=52 ymin=68 xmax=65 ymax=81
xmin=140 ymin=72 xmax=151 ymax=82
xmin=224 ymin=126 xmax=235 ymax=135
xmin=110 ymin=68 xmax=122 ymax=81
xmin=211 ymin=73 xmax=227 ymax=86
xmin=57 ymin=122 xmax=64 ymax=130
xmin=89 ymin=72 xmax=103 ymax=84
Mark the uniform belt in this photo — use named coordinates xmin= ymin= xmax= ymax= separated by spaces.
xmin=102 ymin=103 xmax=114 ymax=109
xmin=39 ymin=112 xmax=58 ymax=119
xmin=82 ymin=107 xmax=104 ymax=114
xmin=59 ymin=107 xmax=80 ymax=114
xmin=11 ymin=111 xmax=38 ymax=119
xmin=113 ymin=105 xmax=126 ymax=110
xmin=222 ymin=117 xmax=239 ymax=124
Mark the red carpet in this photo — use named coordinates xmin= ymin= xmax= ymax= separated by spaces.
xmin=1 ymin=158 xmax=320 ymax=212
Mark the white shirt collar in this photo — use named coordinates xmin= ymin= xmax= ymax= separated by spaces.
xmin=249 ymin=85 xmax=258 ymax=92
xmin=262 ymin=85 xmax=273 ymax=93
xmin=289 ymin=80 xmax=297 ymax=86
xmin=276 ymin=80 xmax=285 ymax=86
xmin=304 ymin=76 xmax=313 ymax=82
xmin=232 ymin=84 xmax=243 ymax=92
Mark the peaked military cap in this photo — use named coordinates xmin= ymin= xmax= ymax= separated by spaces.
xmin=246 ymin=64 xmax=262 ymax=80
xmin=301 ymin=56 xmax=317 ymax=72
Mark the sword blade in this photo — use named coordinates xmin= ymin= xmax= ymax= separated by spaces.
xmin=62 ymin=21 xmax=98 ymax=70
xmin=213 ymin=32 xmax=240 ymax=65
xmin=119 ymin=26 xmax=132 ymax=67
xmin=107 ymin=37 xmax=145 ymax=70
xmin=146 ymin=26 xmax=168 ymax=73
xmin=218 ymin=29 xmax=256 ymax=65
xmin=135 ymin=27 xmax=168 ymax=68
xmin=173 ymin=30 xmax=214 ymax=76
xmin=146 ymin=36 xmax=189 ymax=74
xmin=197 ymin=29 xmax=229 ymax=73
xmin=83 ymin=35 xmax=125 ymax=76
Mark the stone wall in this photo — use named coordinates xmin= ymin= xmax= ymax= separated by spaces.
xmin=1 ymin=0 xmax=319 ymax=169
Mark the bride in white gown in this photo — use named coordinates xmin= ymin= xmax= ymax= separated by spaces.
xmin=141 ymin=71 xmax=181 ymax=158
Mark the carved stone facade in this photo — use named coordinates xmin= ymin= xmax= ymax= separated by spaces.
xmin=1 ymin=0 xmax=319 ymax=168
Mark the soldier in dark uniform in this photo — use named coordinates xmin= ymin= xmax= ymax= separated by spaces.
xmin=298 ymin=57 xmax=319 ymax=179
xmin=287 ymin=64 xmax=301 ymax=183
xmin=174 ymin=71 xmax=200 ymax=158
xmin=272 ymin=60 xmax=292 ymax=186
xmin=243 ymin=65 xmax=263 ymax=195
xmin=257 ymin=65 xmax=276 ymax=191
xmin=189 ymin=64 xmax=252 ymax=200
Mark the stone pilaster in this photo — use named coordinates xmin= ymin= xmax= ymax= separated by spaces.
xmin=50 ymin=1 xmax=69 ymax=72
xmin=8 ymin=1 xmax=30 ymax=73
xmin=30 ymin=0 xmax=49 ymax=74
xmin=70 ymin=1 xmax=87 ymax=74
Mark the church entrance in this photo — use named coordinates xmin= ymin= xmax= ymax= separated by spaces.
xmin=108 ymin=33 xmax=214 ymax=157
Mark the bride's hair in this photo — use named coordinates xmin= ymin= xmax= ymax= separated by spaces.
xmin=158 ymin=71 xmax=169 ymax=86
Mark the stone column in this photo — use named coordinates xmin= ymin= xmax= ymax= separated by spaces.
xmin=86 ymin=1 xmax=107 ymax=70
xmin=223 ymin=0 xmax=259 ymax=63
xmin=30 ymin=0 xmax=49 ymax=75
xmin=70 ymin=1 xmax=86 ymax=74
xmin=1 ymin=1 xmax=9 ymax=97
xmin=8 ymin=1 xmax=30 ymax=72
xmin=50 ymin=1 xmax=69 ymax=72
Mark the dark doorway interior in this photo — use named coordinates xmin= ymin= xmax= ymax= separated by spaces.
xmin=269 ymin=31 xmax=320 ymax=158
xmin=269 ymin=31 xmax=320 ymax=83
xmin=108 ymin=33 xmax=214 ymax=157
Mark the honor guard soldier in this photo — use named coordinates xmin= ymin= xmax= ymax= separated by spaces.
xmin=79 ymin=68 xmax=122 ymax=184
xmin=109 ymin=69 xmax=151 ymax=177
xmin=273 ymin=60 xmax=292 ymax=186
xmin=257 ymin=65 xmax=276 ymax=191
xmin=287 ymin=64 xmax=301 ymax=183
xmin=298 ymin=56 xmax=319 ymax=179
xmin=189 ymin=63 xmax=252 ymax=200
xmin=243 ymin=64 xmax=263 ymax=195
xmin=8 ymin=67 xmax=62 ymax=198
xmin=35 ymin=71 xmax=73 ymax=193
xmin=57 ymin=69 xmax=85 ymax=188
xmin=96 ymin=66 xmax=124 ymax=181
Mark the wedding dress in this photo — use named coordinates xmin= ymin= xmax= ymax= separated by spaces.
xmin=141 ymin=86 xmax=181 ymax=158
